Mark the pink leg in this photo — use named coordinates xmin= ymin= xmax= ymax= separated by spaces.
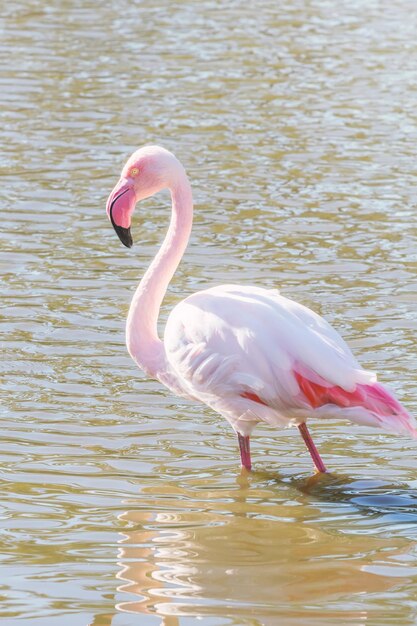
xmin=238 ymin=433 xmax=252 ymax=470
xmin=298 ymin=422 xmax=327 ymax=473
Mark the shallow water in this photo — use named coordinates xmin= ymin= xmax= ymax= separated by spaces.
xmin=2 ymin=0 xmax=417 ymax=624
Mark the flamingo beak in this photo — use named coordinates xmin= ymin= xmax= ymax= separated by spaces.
xmin=106 ymin=179 xmax=136 ymax=248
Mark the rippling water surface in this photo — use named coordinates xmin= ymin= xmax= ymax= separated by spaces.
xmin=2 ymin=1 xmax=417 ymax=624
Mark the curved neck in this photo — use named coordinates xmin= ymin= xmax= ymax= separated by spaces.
xmin=126 ymin=173 xmax=193 ymax=376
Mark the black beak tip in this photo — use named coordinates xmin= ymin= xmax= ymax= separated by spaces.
xmin=113 ymin=224 xmax=133 ymax=248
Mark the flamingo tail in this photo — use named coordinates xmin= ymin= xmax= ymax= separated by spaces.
xmin=294 ymin=370 xmax=417 ymax=439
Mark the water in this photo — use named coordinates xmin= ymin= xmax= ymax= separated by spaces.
xmin=2 ymin=0 xmax=417 ymax=624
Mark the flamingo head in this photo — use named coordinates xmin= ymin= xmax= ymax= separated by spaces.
xmin=106 ymin=145 xmax=184 ymax=248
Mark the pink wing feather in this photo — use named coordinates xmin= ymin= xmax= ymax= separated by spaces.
xmin=294 ymin=368 xmax=417 ymax=438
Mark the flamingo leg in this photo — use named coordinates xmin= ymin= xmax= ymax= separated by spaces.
xmin=298 ymin=422 xmax=327 ymax=473
xmin=238 ymin=433 xmax=252 ymax=470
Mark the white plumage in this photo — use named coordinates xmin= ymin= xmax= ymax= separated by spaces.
xmin=164 ymin=284 xmax=376 ymax=435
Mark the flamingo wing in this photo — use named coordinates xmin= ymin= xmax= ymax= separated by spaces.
xmin=163 ymin=284 xmax=416 ymax=438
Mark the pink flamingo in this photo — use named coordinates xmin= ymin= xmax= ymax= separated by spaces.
xmin=106 ymin=145 xmax=416 ymax=473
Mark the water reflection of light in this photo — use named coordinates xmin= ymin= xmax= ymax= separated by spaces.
xmin=110 ymin=477 xmax=414 ymax=625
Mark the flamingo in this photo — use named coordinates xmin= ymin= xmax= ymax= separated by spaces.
xmin=106 ymin=145 xmax=416 ymax=473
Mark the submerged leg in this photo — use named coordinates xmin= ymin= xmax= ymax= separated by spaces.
xmin=238 ymin=433 xmax=252 ymax=470
xmin=298 ymin=422 xmax=327 ymax=473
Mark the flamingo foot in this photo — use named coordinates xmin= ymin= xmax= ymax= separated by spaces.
xmin=298 ymin=422 xmax=328 ymax=473
xmin=238 ymin=433 xmax=252 ymax=471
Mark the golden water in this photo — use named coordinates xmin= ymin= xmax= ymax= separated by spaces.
xmin=2 ymin=1 xmax=417 ymax=624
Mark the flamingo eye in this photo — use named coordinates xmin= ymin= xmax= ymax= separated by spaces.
xmin=130 ymin=167 xmax=139 ymax=177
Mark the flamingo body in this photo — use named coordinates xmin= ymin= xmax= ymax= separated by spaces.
xmin=164 ymin=284 xmax=414 ymax=439
xmin=106 ymin=145 xmax=416 ymax=472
